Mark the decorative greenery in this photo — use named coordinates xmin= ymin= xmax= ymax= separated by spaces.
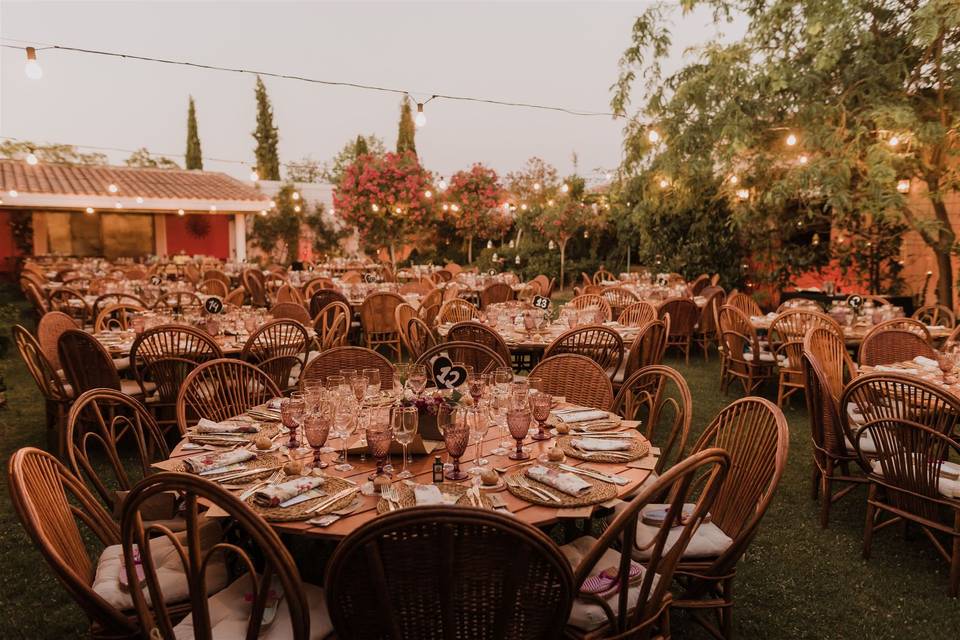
xmin=124 ymin=147 xmax=179 ymax=169
xmin=396 ymin=100 xmax=417 ymax=156
xmin=251 ymin=183 xmax=302 ymax=264
xmin=0 ymin=140 xmax=106 ymax=165
xmin=304 ymin=203 xmax=350 ymax=259
xmin=252 ymin=76 xmax=281 ymax=180
xmin=185 ymin=96 xmax=203 ymax=170
xmin=446 ymin=163 xmax=509 ymax=263
xmin=285 ymin=156 xmax=324 ymax=183
xmin=184 ymin=215 xmax=211 ymax=239
xmin=8 ymin=213 xmax=33 ymax=256
xmin=317 ymin=134 xmax=386 ymax=185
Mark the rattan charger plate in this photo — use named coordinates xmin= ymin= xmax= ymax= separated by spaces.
xmin=375 ymin=482 xmax=493 ymax=514
xmin=558 ymin=434 xmax=650 ymax=463
xmin=245 ymin=476 xmax=358 ymax=522
xmin=549 ymin=414 xmax=623 ymax=433
xmin=174 ymin=453 xmax=283 ymax=484
xmin=505 ymin=463 xmax=618 ymax=507
xmin=185 ymin=423 xmax=281 ymax=447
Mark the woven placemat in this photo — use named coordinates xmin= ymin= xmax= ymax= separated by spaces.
xmin=505 ymin=463 xmax=618 ymax=507
xmin=376 ymin=482 xmax=493 ymax=514
xmin=186 ymin=423 xmax=280 ymax=446
xmin=558 ymin=434 xmax=650 ymax=463
xmin=174 ymin=453 xmax=283 ymax=484
xmin=245 ymin=476 xmax=358 ymax=522
xmin=549 ymin=414 xmax=623 ymax=433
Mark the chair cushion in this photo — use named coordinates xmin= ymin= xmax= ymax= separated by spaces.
xmin=869 ymin=460 xmax=960 ymax=499
xmin=632 ymin=504 xmax=733 ymax=560
xmin=92 ymin=519 xmax=227 ymax=610
xmin=173 ymin=574 xmax=332 ymax=640
xmin=120 ymin=379 xmax=156 ymax=397
xmin=113 ymin=357 xmax=131 ymax=371
xmin=744 ymin=349 xmax=776 ymax=363
xmin=560 ymin=536 xmax=658 ymax=632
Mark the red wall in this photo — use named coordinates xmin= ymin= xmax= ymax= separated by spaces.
xmin=165 ymin=214 xmax=230 ymax=259
xmin=0 ymin=210 xmax=23 ymax=273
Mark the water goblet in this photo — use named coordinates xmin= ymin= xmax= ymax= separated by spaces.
xmin=506 ymin=407 xmax=532 ymax=460
xmin=332 ymin=406 xmax=357 ymax=472
xmin=468 ymin=374 xmax=486 ymax=403
xmin=362 ymin=368 xmax=381 ymax=400
xmin=281 ymin=394 xmax=306 ymax=450
xmin=443 ymin=409 xmax=471 ymax=481
xmin=393 ymin=405 xmax=419 ymax=479
xmin=303 ymin=411 xmax=331 ymax=469
xmin=494 ymin=366 xmax=513 ymax=394
xmin=529 ymin=391 xmax=553 ymax=441
xmin=366 ymin=409 xmax=394 ymax=480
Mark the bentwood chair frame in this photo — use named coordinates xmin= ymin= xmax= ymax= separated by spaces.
xmin=437 ymin=298 xmax=481 ymax=324
xmin=725 ymin=292 xmax=763 ymax=318
xmin=14 ymin=325 xmax=73 ymax=456
xmin=416 ymin=341 xmax=509 ymax=377
xmin=601 ymin=287 xmax=639 ymax=320
xmin=566 ymin=448 xmax=730 ymax=640
xmin=592 ymin=268 xmax=615 ymax=285
xmin=49 ymin=286 xmax=92 ymax=326
xmin=359 ymin=291 xmax=405 ymax=359
xmin=202 ymin=269 xmax=231 ymax=290
xmin=671 ymin=397 xmax=789 ymax=640
xmin=313 ymin=301 xmax=351 ymax=352
xmin=617 ymin=301 xmax=657 ymax=327
xmin=241 ymin=318 xmax=311 ymax=393
xmin=479 ymin=282 xmax=515 ymax=308
xmin=544 ymin=325 xmax=624 ymax=379
xmin=858 ymin=328 xmax=936 ymax=366
xmin=689 ymin=274 xmax=711 ymax=296
xmin=394 ymin=302 xmax=419 ymax=359
xmin=120 ymin=472 xmax=312 ymax=639
xmin=8 ymin=447 xmax=143 ymax=639
xmin=406 ymin=317 xmax=437 ymax=360
xmin=308 ymin=288 xmax=351 ymax=318
xmin=617 ymin=317 xmax=671 ymax=391
xmin=694 ymin=290 xmax=726 ymax=361
xmin=568 ymin=295 xmax=613 ymax=322
xmin=155 ymin=291 xmax=203 ymax=314
xmin=275 ymin=283 xmax=307 ymax=306
xmin=864 ymin=317 xmax=932 ymax=341
xmin=58 ymin=328 xmax=143 ymax=399
xmin=529 ymin=354 xmax=614 ymax=411
xmin=717 ymin=305 xmax=777 ymax=395
xmin=241 ymin=269 xmax=270 ymax=307
xmin=197 ymin=278 xmax=229 ymax=298
xmin=92 ymin=293 xmax=148 ymax=320
xmin=94 ymin=303 xmax=146 ymax=333
xmin=176 ymin=359 xmax=282 ymax=434
xmin=913 ymin=304 xmax=956 ymax=329
xmin=299 ymin=346 xmax=395 ymax=391
xmin=37 ymin=310 xmax=78 ymax=372
xmin=658 ymin=297 xmax=700 ymax=364
xmin=270 ymin=301 xmax=312 ymax=325
xmin=447 ymin=321 xmax=513 ymax=366
xmin=326 ymin=506 xmax=574 ymax=640
xmin=769 ymin=309 xmax=841 ymax=407
xmin=23 ymin=280 xmax=50 ymax=316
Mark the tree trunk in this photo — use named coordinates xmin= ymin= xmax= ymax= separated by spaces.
xmin=934 ymin=248 xmax=954 ymax=309
xmin=467 ymin=235 xmax=473 ymax=264
xmin=389 ymin=243 xmax=396 ymax=269
xmin=559 ymin=239 xmax=567 ymax=293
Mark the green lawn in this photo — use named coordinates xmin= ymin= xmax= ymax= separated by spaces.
xmin=1 ymin=291 xmax=959 ymax=638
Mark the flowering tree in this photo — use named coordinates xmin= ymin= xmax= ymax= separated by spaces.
xmin=532 ymin=175 xmax=604 ymax=290
xmin=447 ymin=163 xmax=509 ymax=263
xmin=334 ymin=151 xmax=435 ymax=263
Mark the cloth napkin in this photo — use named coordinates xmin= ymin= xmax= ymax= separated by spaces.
xmin=412 ymin=484 xmax=457 ymax=506
xmin=913 ymin=356 xmax=939 ymax=369
xmin=183 ymin=449 xmax=255 ymax=474
xmin=266 ymin=398 xmax=284 ymax=410
xmin=195 ymin=418 xmax=259 ymax=434
xmin=253 ymin=477 xmax=325 ymax=508
xmin=572 ymin=438 xmax=633 ymax=452
xmin=526 ymin=465 xmax=592 ymax=496
xmin=554 ymin=409 xmax=609 ymax=423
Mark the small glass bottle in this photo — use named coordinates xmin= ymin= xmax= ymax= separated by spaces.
xmin=432 ymin=456 xmax=444 ymax=484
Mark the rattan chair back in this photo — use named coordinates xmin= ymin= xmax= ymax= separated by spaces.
xmin=314 ymin=301 xmax=351 ymax=351
xmin=617 ymin=301 xmax=657 ymax=327
xmin=437 ymin=298 xmax=480 ymax=324
xmin=300 ymin=346 xmax=395 ymax=390
xmin=176 ymin=358 xmax=282 ymax=433
xmin=37 ymin=310 xmax=77 ymax=371
xmin=241 ymin=319 xmax=310 ymax=391
xmin=49 ymin=287 xmax=91 ymax=325
xmin=912 ymin=304 xmax=955 ymax=328
xmin=592 ymin=268 xmax=615 ymax=284
xmin=270 ymin=301 xmax=312 ymax=325
xmin=309 ymin=288 xmax=351 ymax=317
xmin=568 ymin=294 xmax=612 ymax=322
xmin=447 ymin=321 xmax=513 ymax=365
xmin=621 ymin=317 xmax=671 ymax=382
xmin=242 ymin=268 xmax=269 ymax=307
xmin=529 ymin=354 xmax=614 ymax=410
xmin=406 ymin=317 xmax=437 ymax=360
xmin=858 ymin=328 xmax=935 ymax=366
xmin=727 ymin=292 xmax=763 ymax=318
xmin=479 ymin=282 xmax=514 ymax=308
xmin=130 ymin=324 xmax=224 ymax=407
xmin=58 ymin=328 xmax=120 ymax=394
xmin=94 ymin=303 xmax=145 ymax=332
xmin=543 ymin=325 xmax=624 ymax=375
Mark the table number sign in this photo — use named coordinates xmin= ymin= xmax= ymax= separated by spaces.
xmin=430 ymin=355 xmax=467 ymax=389
xmin=204 ymin=296 xmax=224 ymax=315
xmin=532 ymin=295 xmax=551 ymax=310
xmin=149 ymin=275 xmax=163 ymax=286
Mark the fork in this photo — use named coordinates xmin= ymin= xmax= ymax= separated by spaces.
xmin=519 ymin=476 xmax=561 ymax=502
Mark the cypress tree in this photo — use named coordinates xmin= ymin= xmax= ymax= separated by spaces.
xmin=252 ymin=76 xmax=281 ymax=180
xmin=185 ymin=96 xmax=203 ymax=170
xmin=355 ymin=135 xmax=369 ymax=157
xmin=396 ymin=100 xmax=416 ymax=155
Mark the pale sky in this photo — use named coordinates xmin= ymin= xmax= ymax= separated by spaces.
xmin=0 ymin=1 xmax=746 ymax=182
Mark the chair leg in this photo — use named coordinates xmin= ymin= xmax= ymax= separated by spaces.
xmin=951 ymin=512 xmax=960 ymax=597
xmin=819 ymin=468 xmax=832 ymax=529
xmin=721 ymin=577 xmax=733 ymax=640
xmin=863 ymin=484 xmax=877 ymax=559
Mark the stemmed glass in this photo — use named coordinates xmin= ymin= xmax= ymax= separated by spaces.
xmin=366 ymin=408 xmax=393 ymax=480
xmin=467 ymin=407 xmax=491 ymax=474
xmin=938 ymin=352 xmax=955 ymax=381
xmin=303 ymin=407 xmax=331 ymax=469
xmin=468 ymin=372 xmax=486 ymax=403
xmin=350 ymin=374 xmax=370 ymax=461
xmin=490 ymin=391 xmax=510 ymax=456
xmin=332 ymin=405 xmax=357 ymax=472
xmin=408 ymin=364 xmax=428 ymax=396
xmin=326 ymin=375 xmax=345 ymax=400
xmin=393 ymin=362 xmax=410 ymax=399
xmin=506 ymin=406 xmax=532 ymax=460
xmin=393 ymin=405 xmax=418 ymax=479
xmin=363 ymin=368 xmax=381 ymax=401
xmin=443 ymin=409 xmax=471 ymax=481
xmin=529 ymin=391 xmax=553 ymax=441
xmin=281 ymin=393 xmax=306 ymax=451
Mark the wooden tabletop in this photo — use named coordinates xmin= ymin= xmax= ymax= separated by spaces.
xmin=749 ymin=316 xmax=952 ymax=346
xmin=436 ymin=321 xmax=642 ymax=353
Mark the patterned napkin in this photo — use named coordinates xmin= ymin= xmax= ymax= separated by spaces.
xmin=572 ymin=438 xmax=633 ymax=452
xmin=554 ymin=409 xmax=609 ymax=423
xmin=183 ymin=449 xmax=255 ymax=474
xmin=195 ymin=418 xmax=259 ymax=434
xmin=254 ymin=477 xmax=325 ymax=508
xmin=412 ymin=484 xmax=458 ymax=506
xmin=526 ymin=465 xmax=592 ymax=496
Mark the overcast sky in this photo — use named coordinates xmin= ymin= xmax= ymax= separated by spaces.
xmin=0 ymin=1 xmax=746 ymax=183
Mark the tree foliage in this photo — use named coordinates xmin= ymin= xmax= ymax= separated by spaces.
xmin=125 ymin=147 xmax=179 ymax=169
xmin=185 ymin=96 xmax=203 ymax=170
xmin=446 ymin=163 xmax=509 ymax=262
xmin=396 ymin=100 xmax=417 ymax=156
xmin=251 ymin=183 xmax=301 ymax=264
xmin=285 ymin=156 xmax=325 ymax=183
xmin=319 ymin=134 xmax=385 ymax=185
xmin=252 ymin=76 xmax=281 ymax=181
xmin=0 ymin=141 xmax=106 ymax=165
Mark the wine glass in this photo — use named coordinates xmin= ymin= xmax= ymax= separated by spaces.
xmin=443 ymin=409 xmax=471 ymax=481
xmin=506 ymin=407 xmax=532 ymax=460
xmin=490 ymin=389 xmax=511 ymax=456
xmin=326 ymin=375 xmax=345 ymax=400
xmin=332 ymin=406 xmax=357 ymax=472
xmin=366 ymin=408 xmax=393 ymax=480
xmin=393 ymin=362 xmax=410 ymax=398
xmin=467 ymin=407 xmax=491 ymax=474
xmin=393 ymin=405 xmax=418 ymax=479
xmin=494 ymin=366 xmax=513 ymax=393
xmin=408 ymin=364 xmax=428 ymax=396
xmin=938 ymin=352 xmax=955 ymax=380
xmin=303 ymin=409 xmax=331 ymax=469
xmin=281 ymin=394 xmax=306 ymax=450
xmin=468 ymin=373 xmax=486 ymax=403
xmin=363 ymin=368 xmax=381 ymax=401
xmin=350 ymin=374 xmax=369 ymax=405
xmin=529 ymin=391 xmax=553 ymax=441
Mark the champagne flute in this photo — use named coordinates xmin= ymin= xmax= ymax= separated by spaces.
xmin=393 ymin=405 xmax=418 ymax=479
xmin=467 ymin=407 xmax=491 ymax=474
xmin=490 ymin=390 xmax=510 ymax=455
xmin=363 ymin=368 xmax=381 ymax=401
xmin=332 ymin=406 xmax=357 ymax=471
xmin=408 ymin=364 xmax=428 ymax=396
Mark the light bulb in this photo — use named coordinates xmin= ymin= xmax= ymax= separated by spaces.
xmin=547 ymin=199 xmax=555 ymax=206
xmin=115 ymin=202 xmax=122 ymax=209
xmin=450 ymin=204 xmax=459 ymax=212
xmin=294 ymin=205 xmax=301 ymax=213
xmin=135 ymin=196 xmax=144 ymax=204
xmin=24 ymin=47 xmax=42 ymax=80
xmin=210 ymin=205 xmax=217 ymax=212
xmin=177 ymin=208 xmax=185 ymax=216
xmin=492 ymin=252 xmax=498 ymax=261
xmin=583 ymin=230 xmax=590 ymax=239
xmin=561 ymin=183 xmax=570 ymax=193
xmin=25 ymin=153 xmax=38 ymax=166
xmin=438 ymin=178 xmax=448 ymax=191
xmin=647 ymin=129 xmax=660 ymax=143
xmin=897 ymin=179 xmax=911 ymax=193
xmin=270 ymin=200 xmax=277 ymax=209
xmin=548 ymin=240 xmax=555 ymax=250
xmin=107 ymin=183 xmax=118 ymax=193
xmin=533 ymin=183 xmax=542 ymax=191
xmin=659 ymin=179 xmax=670 ymax=189
xmin=798 ymin=155 xmax=809 ymax=165
xmin=487 ymin=240 xmax=493 ymax=249
xmin=442 ymin=204 xmax=449 ymax=211
xmin=520 ymin=203 xmax=528 ymax=211
xmin=889 ymin=136 xmax=900 ymax=147
xmin=292 ymin=192 xmax=300 ymax=200
xmin=85 ymin=207 xmax=94 ymax=214
xmin=424 ymin=190 xmax=432 ymax=198
xmin=250 ymin=170 xmax=259 ymax=182
xmin=8 ymin=190 xmax=18 ymax=198
xmin=259 ymin=210 xmax=268 ymax=216
xmin=736 ymin=189 xmax=750 ymax=201
xmin=729 ymin=175 xmax=739 ymax=185
xmin=415 ymin=103 xmax=426 ymax=128
xmin=515 ymin=255 xmax=521 ymax=265
xmin=371 ymin=204 xmax=379 ymax=212
xmin=502 ymin=202 xmax=510 ymax=211
xmin=786 ymin=133 xmax=798 ymax=146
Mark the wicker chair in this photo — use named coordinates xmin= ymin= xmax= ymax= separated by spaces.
xmin=242 ymin=268 xmax=270 ymax=307
xmin=224 ymin=287 xmax=245 ymax=306
xmin=543 ymin=325 xmax=624 ymax=379
xmin=58 ymin=329 xmax=147 ymax=399
xmin=529 ymin=354 xmax=614 ymax=410
xmin=420 ymin=287 xmax=443 ymax=315
xmin=176 ymin=359 xmax=282 ymax=434
xmin=668 ymin=397 xmax=789 ymax=639
xmin=49 ymin=287 xmax=91 ymax=326
xmin=913 ymin=304 xmax=956 ymax=329
xmin=14 ymin=325 xmax=73 ymax=456
xmin=92 ymin=293 xmax=148 ymax=320
xmin=617 ymin=301 xmax=657 ymax=327
xmin=479 ymin=282 xmax=515 ymax=308
xmin=613 ymin=365 xmax=692 ymax=476
xmin=120 ymin=472 xmax=328 ymax=638
xmin=416 ymin=341 xmax=509 ymax=377
xmin=717 ymin=305 xmax=777 ymax=395
xmin=275 ymin=283 xmax=306 ymax=306
xmin=693 ymin=289 xmax=726 ymax=360
xmin=182 ymin=263 xmax=202 ymax=284
xmin=37 ymin=310 xmax=78 ymax=372
xmin=303 ymin=276 xmax=337 ymax=299
xmin=532 ymin=274 xmax=555 ymax=298
xmin=300 ymin=346 xmax=394 ymax=391
xmin=769 ymin=309 xmax=841 ymax=407
xmin=437 ymin=298 xmax=481 ymax=324
xmin=568 ymin=294 xmax=612 ymax=322
xmin=447 ymin=321 xmax=513 ymax=366
xmin=268 ymin=300 xmax=311 ymax=325
xmin=394 ymin=302 xmax=419 ymax=358
xmin=94 ymin=303 xmax=145 ymax=332
xmin=359 ymin=291 xmax=405 ymax=359
xmin=858 ymin=328 xmax=936 ymax=366
xmin=690 ymin=273 xmax=711 ymax=296
xmin=241 ymin=319 xmax=310 ymax=392
xmin=563 ymin=448 xmax=730 ymax=639
xmin=308 ymin=288 xmax=351 ymax=318
xmin=202 ymin=269 xmax=231 ymax=289
xmin=615 ymin=317 xmax=670 ymax=388
xmin=326 ymin=506 xmax=573 ymax=640
xmin=130 ymin=325 xmax=224 ymax=434
xmin=658 ymin=297 xmax=700 ymax=364
xmin=155 ymin=291 xmax=202 ymax=314
xmin=313 ymin=301 xmax=351 ymax=351
xmin=23 ymin=280 xmax=50 ymax=316
xmin=406 ymin=317 xmax=437 ymax=360
xmin=601 ymin=286 xmax=639 ymax=320
xmin=726 ymin=292 xmax=763 ymax=318
xmin=592 ymin=268 xmax=615 ymax=285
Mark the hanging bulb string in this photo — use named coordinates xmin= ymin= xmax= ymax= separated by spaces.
xmin=2 ymin=41 xmax=618 ymax=118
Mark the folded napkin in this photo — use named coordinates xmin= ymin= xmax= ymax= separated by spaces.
xmin=555 ymin=409 xmax=609 ymax=423
xmin=266 ymin=398 xmax=284 ymax=410
xmin=913 ymin=356 xmax=939 ymax=369
xmin=195 ymin=418 xmax=259 ymax=434
xmin=253 ymin=477 xmax=325 ymax=508
xmin=183 ymin=449 xmax=255 ymax=474
xmin=750 ymin=316 xmax=767 ymax=323
xmin=572 ymin=438 xmax=633 ymax=452
xmin=526 ymin=465 xmax=591 ymax=496
xmin=875 ymin=365 xmax=909 ymax=373
xmin=412 ymin=484 xmax=457 ymax=506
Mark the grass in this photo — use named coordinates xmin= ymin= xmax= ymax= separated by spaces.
xmin=0 ymin=288 xmax=959 ymax=638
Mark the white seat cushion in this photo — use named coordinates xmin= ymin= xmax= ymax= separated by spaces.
xmin=632 ymin=504 xmax=733 ymax=560
xmin=120 ymin=379 xmax=156 ymax=397
xmin=744 ymin=349 xmax=776 ymax=363
xmin=173 ymin=574 xmax=332 ymax=640
xmin=113 ymin=357 xmax=131 ymax=371
xmin=869 ymin=460 xmax=960 ymax=499
xmin=560 ymin=536 xmax=658 ymax=632
xmin=92 ymin=520 xmax=227 ymax=610
xmin=843 ymin=431 xmax=877 ymax=455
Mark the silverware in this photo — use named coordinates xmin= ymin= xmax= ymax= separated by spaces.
xmin=513 ymin=475 xmax=560 ymax=503
xmin=306 ymin=487 xmax=359 ymax=514
xmin=557 ymin=463 xmax=629 ymax=486
xmin=213 ymin=466 xmax=282 ymax=483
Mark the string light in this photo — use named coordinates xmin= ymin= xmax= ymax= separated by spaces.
xmin=520 ymin=203 xmax=528 ymax=211
xmin=424 ymin=190 xmax=432 ymax=198
xmin=249 ymin=169 xmax=259 ymax=182
xmin=136 ymin=196 xmax=144 ymax=203
xmin=547 ymin=199 xmax=555 ymax=206
xmin=85 ymin=207 xmax=94 ymax=214
xmin=728 ymin=175 xmax=739 ymax=185
xmin=736 ymin=188 xmax=750 ymax=201
xmin=798 ymin=155 xmax=809 ymax=165
xmin=583 ymin=230 xmax=590 ymax=239
xmin=438 ymin=178 xmax=448 ymax=192
xmin=24 ymin=47 xmax=42 ymax=80
xmin=897 ymin=179 xmax=911 ymax=193
xmin=415 ymin=103 xmax=427 ymax=128
xmin=292 ymin=191 xmax=300 ymax=200
xmin=294 ymin=205 xmax=302 ymax=212
xmin=501 ymin=202 xmax=510 ymax=211
xmin=394 ymin=206 xmax=402 ymax=214
xmin=209 ymin=205 xmax=217 ymax=212
xmin=8 ymin=190 xmax=18 ymax=197
xmin=561 ymin=183 xmax=570 ymax=193
xmin=486 ymin=240 xmax=493 ymax=249
xmin=647 ymin=130 xmax=661 ymax=144
xmin=450 ymin=204 xmax=460 ymax=212
xmin=785 ymin=133 xmax=798 ymax=146
xmin=888 ymin=136 xmax=900 ymax=147
xmin=114 ymin=202 xmax=122 ymax=209
xmin=107 ymin=183 xmax=118 ymax=193
xmin=25 ymin=152 xmax=38 ymax=165
xmin=533 ymin=183 xmax=542 ymax=191
xmin=259 ymin=209 xmax=267 ymax=216
xmin=442 ymin=203 xmax=449 ymax=211
xmin=371 ymin=204 xmax=379 ymax=212
xmin=515 ymin=255 xmax=521 ymax=265
xmin=177 ymin=208 xmax=185 ymax=216
xmin=658 ymin=178 xmax=670 ymax=189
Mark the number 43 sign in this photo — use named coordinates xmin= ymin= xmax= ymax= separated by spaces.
xmin=532 ymin=295 xmax=551 ymax=310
